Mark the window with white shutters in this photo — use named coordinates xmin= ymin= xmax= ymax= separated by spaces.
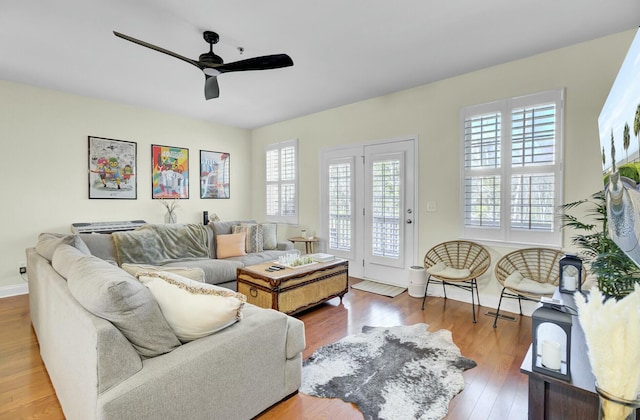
xmin=461 ymin=89 xmax=563 ymax=246
xmin=265 ymin=139 xmax=298 ymax=224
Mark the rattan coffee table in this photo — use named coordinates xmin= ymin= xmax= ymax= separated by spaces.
xmin=236 ymin=259 xmax=348 ymax=315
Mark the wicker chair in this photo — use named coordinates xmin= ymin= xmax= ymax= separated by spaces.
xmin=421 ymin=240 xmax=491 ymax=323
xmin=492 ymin=248 xmax=564 ymax=328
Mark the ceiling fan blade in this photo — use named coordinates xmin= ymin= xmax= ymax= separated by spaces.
xmin=204 ymin=75 xmax=220 ymax=100
xmin=113 ymin=31 xmax=201 ymax=69
xmin=213 ymin=54 xmax=293 ymax=74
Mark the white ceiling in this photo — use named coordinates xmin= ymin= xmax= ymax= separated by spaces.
xmin=2 ymin=0 xmax=639 ymax=129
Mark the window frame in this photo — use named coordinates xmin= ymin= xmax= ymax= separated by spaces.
xmin=460 ymin=89 xmax=564 ymax=247
xmin=265 ymin=139 xmax=299 ymax=224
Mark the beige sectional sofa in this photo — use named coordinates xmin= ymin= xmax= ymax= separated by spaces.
xmin=26 ymin=223 xmax=306 ymax=420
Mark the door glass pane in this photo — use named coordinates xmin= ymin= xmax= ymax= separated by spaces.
xmin=328 ymin=162 xmax=352 ymax=251
xmin=371 ymin=159 xmax=400 ymax=258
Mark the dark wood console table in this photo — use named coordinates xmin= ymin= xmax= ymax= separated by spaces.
xmin=520 ymin=293 xmax=639 ymax=419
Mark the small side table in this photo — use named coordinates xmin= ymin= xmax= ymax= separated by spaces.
xmin=288 ymin=237 xmax=318 ymax=254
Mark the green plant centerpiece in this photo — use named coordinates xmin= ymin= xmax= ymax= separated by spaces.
xmin=278 ymin=254 xmax=314 ymax=267
xmin=561 ymin=190 xmax=640 ymax=299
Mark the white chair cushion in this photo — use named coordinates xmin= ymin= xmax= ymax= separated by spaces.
xmin=504 ymin=271 xmax=556 ymax=295
xmin=426 ymin=261 xmax=471 ymax=279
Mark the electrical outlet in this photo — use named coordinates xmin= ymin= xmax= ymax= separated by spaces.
xmin=19 ymin=266 xmax=27 ymax=274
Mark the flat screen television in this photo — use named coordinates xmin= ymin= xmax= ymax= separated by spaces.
xmin=599 ymin=28 xmax=640 ymax=265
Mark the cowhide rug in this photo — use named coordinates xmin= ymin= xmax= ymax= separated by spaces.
xmin=300 ymin=323 xmax=476 ymax=420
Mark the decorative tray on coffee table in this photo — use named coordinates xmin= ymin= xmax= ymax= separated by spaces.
xmin=275 ymin=255 xmax=317 ymax=269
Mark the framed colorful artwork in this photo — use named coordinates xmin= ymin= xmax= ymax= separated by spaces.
xmin=88 ymin=136 xmax=137 ymax=199
xmin=200 ymin=150 xmax=230 ymax=199
xmin=151 ymin=144 xmax=189 ymax=199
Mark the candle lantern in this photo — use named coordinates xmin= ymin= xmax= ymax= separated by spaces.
xmin=532 ymin=304 xmax=572 ymax=381
xmin=559 ymin=253 xmax=582 ymax=294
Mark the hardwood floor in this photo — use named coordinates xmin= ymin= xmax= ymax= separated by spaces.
xmin=0 ymin=280 xmax=532 ymax=419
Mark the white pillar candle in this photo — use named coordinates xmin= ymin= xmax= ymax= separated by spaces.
xmin=541 ymin=339 xmax=562 ymax=370
xmin=563 ymin=275 xmax=576 ymax=291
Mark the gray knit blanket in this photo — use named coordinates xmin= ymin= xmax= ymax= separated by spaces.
xmin=112 ymin=224 xmax=210 ymax=265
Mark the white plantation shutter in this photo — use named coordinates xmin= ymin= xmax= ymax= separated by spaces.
xmin=328 ymin=159 xmax=353 ymax=252
xmin=461 ymin=89 xmax=563 ymax=246
xmin=265 ymin=139 xmax=298 ymax=224
xmin=371 ymin=158 xmax=401 ymax=258
xmin=464 ymin=111 xmax=502 ymax=228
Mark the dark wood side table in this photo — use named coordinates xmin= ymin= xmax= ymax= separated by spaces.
xmin=288 ymin=236 xmax=318 ymax=254
xmin=520 ymin=293 xmax=640 ymax=419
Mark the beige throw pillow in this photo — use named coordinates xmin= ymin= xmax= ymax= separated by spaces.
xmin=137 ymin=271 xmax=246 ymax=342
xmin=216 ymin=232 xmax=247 ymax=258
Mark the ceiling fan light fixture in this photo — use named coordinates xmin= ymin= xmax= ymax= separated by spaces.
xmin=203 ymin=68 xmax=221 ymax=76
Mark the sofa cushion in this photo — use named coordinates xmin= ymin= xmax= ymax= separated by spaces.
xmin=35 ymin=233 xmax=91 ymax=261
xmin=121 ymin=263 xmax=205 ymax=282
xmin=137 ymin=271 xmax=246 ymax=342
xmin=225 ymin=249 xmax=299 ymax=267
xmin=232 ymin=223 xmax=264 ymax=253
xmin=261 ymin=223 xmax=278 ymax=250
xmin=67 ymin=255 xmax=181 ymax=358
xmin=216 ymin=232 xmax=247 ymax=259
xmin=161 ymin=258 xmax=243 ymax=287
xmin=52 ymin=244 xmax=88 ymax=278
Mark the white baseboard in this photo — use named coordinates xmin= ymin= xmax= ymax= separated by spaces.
xmin=0 ymin=283 xmax=29 ymax=298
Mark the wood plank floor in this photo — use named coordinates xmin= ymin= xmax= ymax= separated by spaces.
xmin=0 ymin=279 xmax=531 ymax=419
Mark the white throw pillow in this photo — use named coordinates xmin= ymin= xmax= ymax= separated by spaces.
xmin=121 ymin=263 xmax=205 ymax=282
xmin=137 ymin=271 xmax=246 ymax=342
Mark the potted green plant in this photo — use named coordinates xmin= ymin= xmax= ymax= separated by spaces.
xmin=560 ymin=190 xmax=640 ymax=299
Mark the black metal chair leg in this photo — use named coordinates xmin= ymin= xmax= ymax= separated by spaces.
xmin=470 ymin=280 xmax=477 ymax=323
xmin=518 ymin=295 xmax=523 ymax=315
xmin=421 ymin=276 xmax=431 ymax=310
xmin=493 ymin=288 xmax=506 ymax=328
xmin=473 ymin=279 xmax=481 ymax=307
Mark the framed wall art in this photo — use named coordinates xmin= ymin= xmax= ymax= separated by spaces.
xmin=88 ymin=136 xmax=137 ymax=199
xmin=200 ymin=150 xmax=230 ymax=199
xmin=151 ymin=144 xmax=189 ymax=199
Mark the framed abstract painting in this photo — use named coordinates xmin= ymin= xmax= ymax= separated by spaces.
xmin=151 ymin=144 xmax=189 ymax=199
xmin=200 ymin=150 xmax=230 ymax=199
xmin=88 ymin=136 xmax=137 ymax=199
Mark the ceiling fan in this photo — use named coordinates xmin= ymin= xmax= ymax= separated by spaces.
xmin=113 ymin=30 xmax=293 ymax=99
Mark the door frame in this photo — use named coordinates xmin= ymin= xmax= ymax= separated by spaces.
xmin=319 ymin=135 xmax=419 ymax=285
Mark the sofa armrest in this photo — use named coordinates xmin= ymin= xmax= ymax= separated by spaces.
xmin=276 ymin=241 xmax=294 ymax=251
xmin=286 ymin=317 xmax=305 ymax=359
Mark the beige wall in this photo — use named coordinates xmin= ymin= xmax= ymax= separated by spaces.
xmin=250 ymin=30 xmax=635 ymax=311
xmin=2 ymin=30 xmax=633 ymax=307
xmin=0 ymin=81 xmax=251 ymax=292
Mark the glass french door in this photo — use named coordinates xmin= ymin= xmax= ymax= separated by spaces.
xmin=320 ymin=139 xmax=416 ymax=286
